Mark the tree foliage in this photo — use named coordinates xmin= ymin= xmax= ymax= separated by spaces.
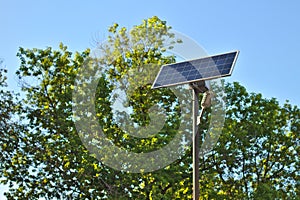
xmin=0 ymin=17 xmax=299 ymax=199
xmin=0 ymin=60 xmax=26 ymax=198
xmin=200 ymin=82 xmax=300 ymax=199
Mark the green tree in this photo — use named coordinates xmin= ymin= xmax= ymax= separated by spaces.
xmin=8 ymin=16 xmax=190 ymax=199
xmin=199 ymin=82 xmax=300 ymax=199
xmin=12 ymin=44 xmax=121 ymax=199
xmin=0 ymin=60 xmax=26 ymax=197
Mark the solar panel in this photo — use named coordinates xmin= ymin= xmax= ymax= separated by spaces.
xmin=152 ymin=51 xmax=239 ymax=89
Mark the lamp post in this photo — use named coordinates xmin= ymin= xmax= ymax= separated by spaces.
xmin=190 ymin=81 xmax=211 ymax=200
xmin=152 ymin=51 xmax=239 ymax=200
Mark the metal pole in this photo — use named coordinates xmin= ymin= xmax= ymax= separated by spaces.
xmin=192 ymin=89 xmax=200 ymax=200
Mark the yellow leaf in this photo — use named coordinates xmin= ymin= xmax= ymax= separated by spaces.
xmin=64 ymin=161 xmax=70 ymax=168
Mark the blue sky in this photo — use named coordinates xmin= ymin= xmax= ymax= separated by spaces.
xmin=1 ymin=0 xmax=300 ymax=106
xmin=0 ymin=0 xmax=300 ymax=196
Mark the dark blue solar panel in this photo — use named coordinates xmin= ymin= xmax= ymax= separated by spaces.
xmin=152 ymin=51 xmax=239 ymax=89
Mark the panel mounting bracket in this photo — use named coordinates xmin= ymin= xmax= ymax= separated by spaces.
xmin=189 ymin=81 xmax=208 ymax=93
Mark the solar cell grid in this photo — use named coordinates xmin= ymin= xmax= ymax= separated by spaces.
xmin=152 ymin=51 xmax=239 ymax=89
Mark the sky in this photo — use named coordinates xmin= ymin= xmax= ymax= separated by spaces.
xmin=0 ymin=0 xmax=300 ymax=197
xmin=1 ymin=0 xmax=300 ymax=105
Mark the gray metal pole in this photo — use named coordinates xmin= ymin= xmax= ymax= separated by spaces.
xmin=192 ymin=89 xmax=200 ymax=200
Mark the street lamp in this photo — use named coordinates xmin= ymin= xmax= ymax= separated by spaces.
xmin=152 ymin=50 xmax=239 ymax=200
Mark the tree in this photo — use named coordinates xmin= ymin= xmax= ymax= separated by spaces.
xmin=12 ymin=44 xmax=120 ymax=199
xmin=8 ymin=16 xmax=189 ymax=199
xmin=199 ymin=82 xmax=300 ymax=199
xmin=0 ymin=60 xmax=26 ymax=197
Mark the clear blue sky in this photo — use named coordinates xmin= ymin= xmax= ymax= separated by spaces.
xmin=1 ymin=0 xmax=300 ymax=106
xmin=0 ymin=0 xmax=300 ymax=197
